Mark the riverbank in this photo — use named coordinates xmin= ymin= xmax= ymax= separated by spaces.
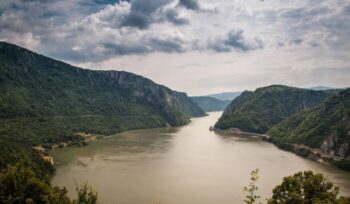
xmin=213 ymin=127 xmax=350 ymax=172
xmin=51 ymin=112 xmax=350 ymax=203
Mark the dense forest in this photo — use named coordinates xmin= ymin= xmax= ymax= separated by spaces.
xmin=215 ymin=85 xmax=333 ymax=133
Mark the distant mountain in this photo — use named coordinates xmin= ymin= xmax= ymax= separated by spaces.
xmin=309 ymin=86 xmax=334 ymax=91
xmin=206 ymin=91 xmax=242 ymax=101
xmin=268 ymin=88 xmax=350 ymax=169
xmin=0 ymin=42 xmax=205 ymax=171
xmin=190 ymin=96 xmax=230 ymax=112
xmin=214 ymin=85 xmax=333 ymax=134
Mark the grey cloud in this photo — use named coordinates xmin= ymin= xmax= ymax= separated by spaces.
xmin=121 ymin=11 xmax=151 ymax=29
xmin=207 ymin=30 xmax=264 ymax=52
xmin=146 ymin=36 xmax=184 ymax=52
xmin=121 ymin=0 xmax=172 ymax=29
xmin=164 ymin=9 xmax=189 ymax=25
xmin=179 ymin=0 xmax=199 ymax=10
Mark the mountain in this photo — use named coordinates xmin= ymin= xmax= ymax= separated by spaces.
xmin=190 ymin=96 xmax=230 ymax=112
xmin=206 ymin=91 xmax=242 ymax=101
xmin=214 ymin=85 xmax=333 ymax=134
xmin=268 ymin=88 xmax=350 ymax=161
xmin=309 ymin=86 xmax=334 ymax=91
xmin=0 ymin=42 xmax=205 ymax=171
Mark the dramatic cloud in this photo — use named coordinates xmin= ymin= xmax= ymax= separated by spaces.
xmin=0 ymin=0 xmax=349 ymax=93
xmin=179 ymin=0 xmax=199 ymax=10
xmin=206 ymin=29 xmax=263 ymax=52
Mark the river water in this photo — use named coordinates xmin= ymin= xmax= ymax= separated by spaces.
xmin=51 ymin=112 xmax=350 ymax=204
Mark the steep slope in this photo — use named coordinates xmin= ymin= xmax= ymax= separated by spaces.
xmin=268 ymin=88 xmax=350 ymax=159
xmin=190 ymin=96 xmax=230 ymax=112
xmin=207 ymin=91 xmax=242 ymax=101
xmin=0 ymin=41 xmax=205 ymax=146
xmin=214 ymin=85 xmax=333 ymax=134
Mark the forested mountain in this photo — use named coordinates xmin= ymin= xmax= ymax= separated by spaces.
xmin=190 ymin=96 xmax=230 ymax=112
xmin=0 ymin=42 xmax=205 ymax=172
xmin=214 ymin=85 xmax=333 ymax=133
xmin=268 ymin=88 xmax=350 ymax=160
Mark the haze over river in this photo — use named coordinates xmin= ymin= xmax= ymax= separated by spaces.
xmin=52 ymin=112 xmax=350 ymax=204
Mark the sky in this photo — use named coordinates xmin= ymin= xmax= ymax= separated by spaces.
xmin=0 ymin=0 xmax=349 ymax=95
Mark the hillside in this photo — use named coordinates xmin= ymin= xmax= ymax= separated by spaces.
xmin=190 ymin=96 xmax=230 ymax=112
xmin=206 ymin=91 xmax=242 ymax=101
xmin=0 ymin=42 xmax=205 ymax=172
xmin=214 ymin=85 xmax=333 ymax=134
xmin=268 ymin=88 xmax=350 ymax=160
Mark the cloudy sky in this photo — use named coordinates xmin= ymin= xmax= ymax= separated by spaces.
xmin=0 ymin=0 xmax=349 ymax=95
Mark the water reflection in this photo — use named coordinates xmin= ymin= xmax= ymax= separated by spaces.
xmin=52 ymin=112 xmax=350 ymax=204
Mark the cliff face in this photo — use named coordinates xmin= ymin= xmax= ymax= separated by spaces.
xmin=215 ymin=85 xmax=332 ymax=133
xmin=100 ymin=70 xmax=206 ymax=125
xmin=0 ymin=41 xmax=205 ymax=146
xmin=268 ymin=88 xmax=350 ymax=159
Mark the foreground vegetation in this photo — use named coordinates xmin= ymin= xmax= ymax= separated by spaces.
xmin=244 ymin=169 xmax=350 ymax=204
xmin=1 ymin=163 xmax=349 ymax=204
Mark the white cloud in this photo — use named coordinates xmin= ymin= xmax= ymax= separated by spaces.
xmin=0 ymin=0 xmax=349 ymax=94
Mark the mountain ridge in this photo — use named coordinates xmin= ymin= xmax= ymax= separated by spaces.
xmin=214 ymin=85 xmax=333 ymax=134
xmin=190 ymin=96 xmax=230 ymax=112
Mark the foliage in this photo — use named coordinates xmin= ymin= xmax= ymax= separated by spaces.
xmin=0 ymin=162 xmax=71 ymax=204
xmin=268 ymin=88 xmax=350 ymax=158
xmin=0 ymin=162 xmax=99 ymax=204
xmin=267 ymin=171 xmax=349 ymax=204
xmin=244 ymin=169 xmax=261 ymax=204
xmin=215 ymin=85 xmax=333 ymax=133
xmin=73 ymin=184 xmax=98 ymax=204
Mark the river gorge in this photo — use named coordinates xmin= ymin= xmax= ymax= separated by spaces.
xmin=51 ymin=112 xmax=350 ymax=204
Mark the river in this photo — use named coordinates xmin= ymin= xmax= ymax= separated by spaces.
xmin=51 ymin=112 xmax=350 ymax=204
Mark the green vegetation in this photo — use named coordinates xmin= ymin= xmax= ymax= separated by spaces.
xmin=190 ymin=96 xmax=230 ymax=112
xmin=0 ymin=41 xmax=205 ymax=176
xmin=215 ymin=85 xmax=333 ymax=133
xmin=215 ymin=85 xmax=349 ymax=171
xmin=244 ymin=169 xmax=350 ymax=204
xmin=267 ymin=171 xmax=350 ymax=204
xmin=243 ymin=169 xmax=261 ymax=204
xmin=0 ymin=162 xmax=98 ymax=204
xmin=268 ymin=89 xmax=350 ymax=160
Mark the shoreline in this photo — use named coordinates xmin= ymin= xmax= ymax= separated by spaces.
xmin=212 ymin=127 xmax=350 ymax=172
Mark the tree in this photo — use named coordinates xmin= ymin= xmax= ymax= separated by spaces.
xmin=267 ymin=171 xmax=349 ymax=204
xmin=244 ymin=168 xmax=261 ymax=204
xmin=0 ymin=162 xmax=99 ymax=204
xmin=0 ymin=162 xmax=71 ymax=204
xmin=73 ymin=183 xmax=98 ymax=204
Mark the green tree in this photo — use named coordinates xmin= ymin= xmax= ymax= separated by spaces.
xmin=0 ymin=162 xmax=71 ymax=204
xmin=73 ymin=183 xmax=98 ymax=204
xmin=0 ymin=162 xmax=99 ymax=204
xmin=244 ymin=168 xmax=261 ymax=204
xmin=267 ymin=171 xmax=349 ymax=204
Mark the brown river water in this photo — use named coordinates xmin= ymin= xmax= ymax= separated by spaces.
xmin=51 ymin=112 xmax=350 ymax=204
